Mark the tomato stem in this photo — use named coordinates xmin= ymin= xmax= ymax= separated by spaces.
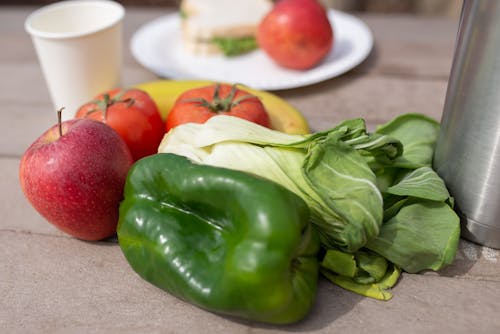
xmin=85 ymin=90 xmax=135 ymax=123
xmin=179 ymin=83 xmax=258 ymax=114
xmin=101 ymin=94 xmax=111 ymax=122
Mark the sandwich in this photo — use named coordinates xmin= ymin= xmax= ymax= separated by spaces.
xmin=180 ymin=0 xmax=273 ymax=56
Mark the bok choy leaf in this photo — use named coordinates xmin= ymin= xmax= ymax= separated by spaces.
xmin=367 ymin=114 xmax=460 ymax=273
xmin=366 ymin=201 xmax=460 ymax=273
xmin=375 ymin=113 xmax=440 ymax=168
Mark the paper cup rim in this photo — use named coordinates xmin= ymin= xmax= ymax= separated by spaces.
xmin=25 ymin=0 xmax=125 ymax=40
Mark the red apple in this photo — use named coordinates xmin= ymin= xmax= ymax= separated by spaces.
xmin=257 ymin=0 xmax=334 ymax=70
xmin=19 ymin=117 xmax=133 ymax=241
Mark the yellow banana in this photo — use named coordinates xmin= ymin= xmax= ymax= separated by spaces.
xmin=134 ymin=80 xmax=310 ymax=134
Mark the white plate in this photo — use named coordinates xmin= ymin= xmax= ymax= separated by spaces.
xmin=130 ymin=9 xmax=373 ymax=90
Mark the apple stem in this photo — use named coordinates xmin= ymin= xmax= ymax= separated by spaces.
xmin=57 ymin=107 xmax=64 ymax=138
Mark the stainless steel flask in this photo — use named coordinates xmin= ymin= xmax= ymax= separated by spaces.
xmin=433 ymin=0 xmax=500 ymax=249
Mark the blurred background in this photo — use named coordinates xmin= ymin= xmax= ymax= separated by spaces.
xmin=326 ymin=0 xmax=461 ymax=17
xmin=0 ymin=0 xmax=462 ymax=18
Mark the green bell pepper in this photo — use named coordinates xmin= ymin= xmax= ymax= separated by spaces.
xmin=117 ymin=153 xmax=320 ymax=325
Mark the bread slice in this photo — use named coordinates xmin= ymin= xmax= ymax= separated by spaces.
xmin=180 ymin=0 xmax=272 ymax=56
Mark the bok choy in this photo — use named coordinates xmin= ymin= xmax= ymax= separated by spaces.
xmin=159 ymin=115 xmax=402 ymax=253
xmin=158 ymin=113 xmax=460 ymax=299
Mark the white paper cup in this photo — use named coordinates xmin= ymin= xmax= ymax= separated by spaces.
xmin=25 ymin=0 xmax=125 ymax=120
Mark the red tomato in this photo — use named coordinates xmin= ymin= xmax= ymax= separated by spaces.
xmin=165 ymin=83 xmax=270 ymax=131
xmin=257 ymin=0 xmax=333 ymax=70
xmin=76 ymin=88 xmax=164 ymax=161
